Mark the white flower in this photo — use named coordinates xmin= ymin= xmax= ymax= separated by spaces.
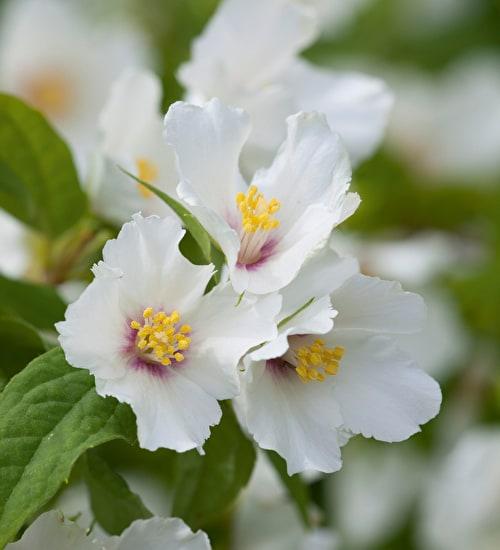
xmin=178 ymin=0 xmax=393 ymax=174
xmin=299 ymin=0 xmax=374 ymax=37
xmin=164 ymin=98 xmax=358 ymax=295
xmin=89 ymin=69 xmax=177 ymax=225
xmin=57 ymin=213 xmax=279 ymax=452
xmin=386 ymin=52 xmax=500 ymax=183
xmin=6 ymin=510 xmax=211 ymax=549
xmin=328 ymin=439 xmax=425 ymax=548
xmin=420 ymin=429 xmax=500 ymax=550
xmin=234 ymin=452 xmax=339 ymax=550
xmin=236 ymin=246 xmax=441 ymax=474
xmin=0 ymin=212 xmax=28 ymax=278
xmin=0 ymin=0 xmax=150 ymax=170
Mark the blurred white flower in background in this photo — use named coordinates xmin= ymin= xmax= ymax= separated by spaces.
xmin=419 ymin=429 xmax=500 ymax=550
xmin=300 ymin=0 xmax=374 ymax=38
xmin=6 ymin=510 xmax=211 ymax=549
xmin=0 ymin=0 xmax=150 ymax=171
xmin=234 ymin=452 xmax=339 ymax=550
xmin=0 ymin=212 xmax=27 ymax=278
xmin=394 ymin=0 xmax=485 ymax=38
xmin=328 ymin=438 xmax=425 ymax=549
xmin=179 ymin=0 xmax=392 ymax=174
xmin=387 ymin=52 xmax=500 ymax=183
xmin=89 ymin=69 xmax=176 ymax=225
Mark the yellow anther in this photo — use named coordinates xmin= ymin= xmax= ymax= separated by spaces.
xmin=135 ymin=158 xmax=158 ymax=198
xmin=130 ymin=307 xmax=192 ymax=367
xmin=293 ymin=340 xmax=345 ymax=383
xmin=23 ymin=71 xmax=73 ymax=117
xmin=170 ymin=311 xmax=180 ymax=323
xmin=236 ymin=185 xmax=281 ymax=234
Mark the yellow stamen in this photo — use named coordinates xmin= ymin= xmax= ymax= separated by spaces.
xmin=236 ymin=185 xmax=281 ymax=233
xmin=130 ymin=307 xmax=192 ymax=366
xmin=23 ymin=71 xmax=73 ymax=117
xmin=293 ymin=339 xmax=345 ymax=383
xmin=136 ymin=158 xmax=158 ymax=198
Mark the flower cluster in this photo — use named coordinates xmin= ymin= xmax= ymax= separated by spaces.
xmin=58 ymin=91 xmax=441 ymax=473
xmin=0 ymin=0 xmax=451 ymax=545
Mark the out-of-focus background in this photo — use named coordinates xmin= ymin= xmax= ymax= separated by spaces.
xmin=0 ymin=1 xmax=499 ymax=549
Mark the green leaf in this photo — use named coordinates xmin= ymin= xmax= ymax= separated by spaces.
xmin=0 ymin=94 xmax=86 ymax=236
xmin=84 ymin=449 xmax=152 ymax=535
xmin=120 ymin=168 xmax=213 ymax=263
xmin=172 ymin=402 xmax=256 ymax=529
xmin=0 ymin=315 xmax=46 ymax=380
xmin=0 ymin=274 xmax=66 ymax=331
xmin=265 ymin=450 xmax=311 ymax=528
xmin=0 ymin=347 xmax=137 ymax=546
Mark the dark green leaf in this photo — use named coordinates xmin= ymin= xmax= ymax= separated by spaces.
xmin=0 ymin=94 xmax=86 ymax=236
xmin=0 ymin=347 xmax=137 ymax=546
xmin=0 ymin=315 xmax=45 ymax=380
xmin=0 ymin=274 xmax=66 ymax=330
xmin=265 ymin=450 xmax=311 ymax=528
xmin=84 ymin=449 xmax=152 ymax=535
xmin=172 ymin=402 xmax=256 ymax=529
xmin=120 ymin=168 xmax=213 ymax=263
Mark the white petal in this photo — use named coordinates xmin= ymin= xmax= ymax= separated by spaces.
xmin=249 ymin=331 xmax=291 ymax=363
xmin=0 ymin=211 xmax=28 ymax=278
xmin=331 ymin=331 xmax=441 ymax=442
xmin=111 ymin=517 xmax=210 ymax=550
xmin=96 ymin=365 xmax=222 ymax=453
xmin=283 ymin=60 xmax=394 ymax=165
xmin=57 ymin=275 xmax=125 ymax=381
xmin=102 ymin=214 xmax=214 ymax=313
xmin=231 ymin=203 xmax=339 ymax=295
xmin=181 ymin=284 xmax=280 ymax=397
xmin=178 ymin=0 xmax=317 ymax=94
xmin=279 ymin=247 xmax=359 ymax=320
xmin=99 ymin=69 xmax=162 ymax=158
xmin=165 ymin=99 xmax=249 ymax=216
xmin=332 ymin=273 xmax=426 ymax=334
xmin=239 ymin=360 xmax=343 ymax=474
xmin=5 ymin=511 xmax=100 ymax=550
xmin=255 ymin=111 xmax=352 ymax=229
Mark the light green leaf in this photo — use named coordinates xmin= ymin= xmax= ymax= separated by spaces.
xmin=0 ymin=347 xmax=137 ymax=547
xmin=0 ymin=94 xmax=87 ymax=236
xmin=0 ymin=315 xmax=46 ymax=381
xmin=265 ymin=450 xmax=311 ymax=528
xmin=120 ymin=168 xmax=213 ymax=263
xmin=0 ymin=274 xmax=66 ymax=331
xmin=84 ymin=449 xmax=152 ymax=535
xmin=172 ymin=402 xmax=256 ymax=529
